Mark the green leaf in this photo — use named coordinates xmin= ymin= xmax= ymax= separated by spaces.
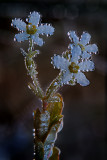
xmin=29 ymin=50 xmax=39 ymax=58
xmin=34 ymin=108 xmax=50 ymax=141
xmin=47 ymin=93 xmax=63 ymax=127
xmin=43 ymin=121 xmax=62 ymax=159
xmin=49 ymin=147 xmax=60 ymax=160
xmin=34 ymin=136 xmax=44 ymax=160
xmin=34 ymin=108 xmax=41 ymax=137
xmin=28 ymin=82 xmax=39 ymax=96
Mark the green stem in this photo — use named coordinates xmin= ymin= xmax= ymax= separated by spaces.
xmin=45 ymin=72 xmax=62 ymax=100
xmin=25 ymin=38 xmax=44 ymax=99
xmin=29 ymin=38 xmax=34 ymax=52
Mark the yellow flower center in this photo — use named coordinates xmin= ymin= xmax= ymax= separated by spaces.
xmin=78 ymin=43 xmax=85 ymax=51
xmin=68 ymin=62 xmax=79 ymax=73
xmin=26 ymin=23 xmax=37 ymax=34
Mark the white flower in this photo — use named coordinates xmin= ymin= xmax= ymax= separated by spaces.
xmin=68 ymin=31 xmax=98 ymax=59
xmin=52 ymin=50 xmax=95 ymax=86
xmin=11 ymin=11 xmax=54 ymax=46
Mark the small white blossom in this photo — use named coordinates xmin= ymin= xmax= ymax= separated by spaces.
xmin=68 ymin=31 xmax=98 ymax=59
xmin=52 ymin=51 xmax=95 ymax=86
xmin=11 ymin=11 xmax=54 ymax=46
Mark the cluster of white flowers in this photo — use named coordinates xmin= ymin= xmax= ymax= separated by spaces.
xmin=11 ymin=11 xmax=54 ymax=46
xmin=52 ymin=31 xmax=98 ymax=86
xmin=11 ymin=12 xmax=98 ymax=87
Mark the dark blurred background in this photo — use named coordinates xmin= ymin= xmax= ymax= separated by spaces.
xmin=0 ymin=0 xmax=106 ymax=160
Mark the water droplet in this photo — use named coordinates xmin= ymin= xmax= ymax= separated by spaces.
xmin=67 ymin=81 xmax=70 ymax=84
xmin=67 ymin=32 xmax=70 ymax=36
xmin=26 ymin=18 xmax=28 ymax=22
xmin=28 ymin=85 xmax=31 ymax=90
xmin=33 ymin=128 xmax=35 ymax=132
xmin=14 ymin=37 xmax=16 ymax=41
xmin=33 ymin=133 xmax=35 ymax=137
xmin=68 ymin=45 xmax=70 ymax=49
xmin=54 ymin=82 xmax=57 ymax=86
xmin=32 ymin=112 xmax=34 ymax=117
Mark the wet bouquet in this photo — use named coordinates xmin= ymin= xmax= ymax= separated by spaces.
xmin=11 ymin=11 xmax=98 ymax=160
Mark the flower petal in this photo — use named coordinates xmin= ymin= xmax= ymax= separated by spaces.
xmin=80 ymin=32 xmax=91 ymax=46
xmin=52 ymin=55 xmax=70 ymax=70
xmin=71 ymin=46 xmax=81 ymax=63
xmin=62 ymin=71 xmax=73 ymax=84
xmin=15 ymin=32 xmax=29 ymax=42
xmin=85 ymin=44 xmax=98 ymax=53
xmin=75 ymin=72 xmax=90 ymax=86
xmin=79 ymin=60 xmax=94 ymax=71
xmin=11 ymin=18 xmax=26 ymax=31
xmin=37 ymin=24 xmax=54 ymax=35
xmin=68 ymin=31 xmax=79 ymax=44
xmin=68 ymin=44 xmax=74 ymax=50
xmin=31 ymin=34 xmax=43 ymax=46
xmin=82 ymin=51 xmax=91 ymax=59
xmin=28 ymin=11 xmax=40 ymax=26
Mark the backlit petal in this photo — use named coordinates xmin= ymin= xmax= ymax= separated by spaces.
xmin=71 ymin=46 xmax=81 ymax=63
xmin=12 ymin=19 xmax=26 ymax=31
xmin=31 ymin=34 xmax=43 ymax=46
xmin=75 ymin=72 xmax=90 ymax=86
xmin=82 ymin=51 xmax=91 ymax=59
xmin=28 ymin=11 xmax=40 ymax=26
xmin=68 ymin=31 xmax=79 ymax=44
xmin=80 ymin=32 xmax=91 ymax=46
xmin=79 ymin=60 xmax=94 ymax=71
xmin=15 ymin=32 xmax=29 ymax=42
xmin=85 ymin=44 xmax=98 ymax=53
xmin=37 ymin=24 xmax=54 ymax=35
xmin=53 ymin=55 xmax=70 ymax=70
xmin=62 ymin=71 xmax=73 ymax=84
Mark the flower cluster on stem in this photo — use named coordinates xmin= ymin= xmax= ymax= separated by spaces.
xmin=52 ymin=31 xmax=98 ymax=87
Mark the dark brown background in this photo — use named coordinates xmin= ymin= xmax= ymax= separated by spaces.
xmin=0 ymin=0 xmax=106 ymax=160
